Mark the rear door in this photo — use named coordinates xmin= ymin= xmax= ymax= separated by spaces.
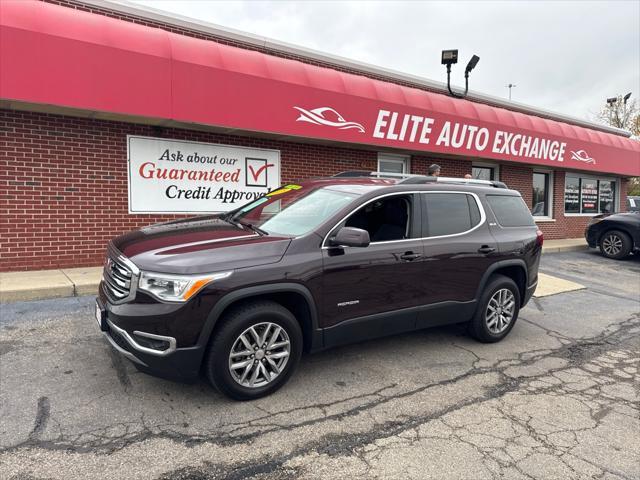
xmin=418 ymin=192 xmax=497 ymax=327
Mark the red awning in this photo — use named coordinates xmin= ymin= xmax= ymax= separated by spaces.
xmin=1 ymin=0 xmax=639 ymax=176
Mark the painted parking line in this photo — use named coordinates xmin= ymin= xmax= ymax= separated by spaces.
xmin=534 ymin=272 xmax=585 ymax=297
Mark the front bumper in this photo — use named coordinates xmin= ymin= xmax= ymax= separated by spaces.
xmin=97 ymin=297 xmax=205 ymax=382
xmin=585 ymin=226 xmax=598 ymax=248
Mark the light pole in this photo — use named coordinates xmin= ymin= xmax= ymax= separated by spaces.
xmin=506 ymin=83 xmax=516 ymax=100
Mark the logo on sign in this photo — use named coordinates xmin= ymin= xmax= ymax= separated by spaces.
xmin=245 ymin=158 xmax=275 ymax=187
xmin=570 ymin=150 xmax=596 ymax=165
xmin=294 ymin=106 xmax=365 ymax=133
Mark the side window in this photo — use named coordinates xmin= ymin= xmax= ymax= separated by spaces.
xmin=486 ymin=195 xmax=535 ymax=227
xmin=423 ymin=193 xmax=481 ymax=237
xmin=344 ymin=195 xmax=413 ymax=242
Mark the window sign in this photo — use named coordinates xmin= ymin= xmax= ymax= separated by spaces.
xmin=598 ymin=180 xmax=615 ymax=214
xmin=127 ymin=136 xmax=281 ymax=213
xmin=565 ymin=176 xmax=618 ymax=214
xmin=564 ymin=177 xmax=580 ymax=213
xmin=580 ymin=179 xmax=599 ymax=214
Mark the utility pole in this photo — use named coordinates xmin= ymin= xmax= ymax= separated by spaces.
xmin=505 ymin=83 xmax=516 ymax=100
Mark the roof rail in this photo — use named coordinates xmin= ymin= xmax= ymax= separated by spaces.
xmin=332 ymin=170 xmax=422 ymax=179
xmin=333 ymin=171 xmax=507 ymax=188
xmin=332 ymin=170 xmax=377 ymax=177
xmin=401 ymin=176 xmax=508 ymax=189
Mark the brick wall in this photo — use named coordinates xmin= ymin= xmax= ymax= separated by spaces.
xmin=1 ymin=109 xmax=628 ymax=271
xmin=0 ymin=109 xmax=376 ymax=271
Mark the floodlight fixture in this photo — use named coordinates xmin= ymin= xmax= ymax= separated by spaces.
xmin=441 ymin=49 xmax=458 ymax=66
xmin=465 ymin=55 xmax=480 ymax=74
xmin=441 ymin=50 xmax=480 ymax=99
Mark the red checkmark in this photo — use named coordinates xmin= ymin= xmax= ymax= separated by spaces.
xmin=248 ymin=163 xmax=274 ymax=182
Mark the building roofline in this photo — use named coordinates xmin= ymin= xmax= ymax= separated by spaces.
xmin=79 ymin=0 xmax=631 ymax=138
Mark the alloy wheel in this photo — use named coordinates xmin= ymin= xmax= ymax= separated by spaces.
xmin=228 ymin=322 xmax=291 ymax=388
xmin=602 ymin=234 xmax=623 ymax=256
xmin=485 ymin=288 xmax=515 ymax=334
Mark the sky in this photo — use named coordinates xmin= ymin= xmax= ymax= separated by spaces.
xmin=130 ymin=0 xmax=639 ymax=124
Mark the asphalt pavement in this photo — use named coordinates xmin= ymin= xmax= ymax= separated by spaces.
xmin=1 ymin=250 xmax=639 ymax=480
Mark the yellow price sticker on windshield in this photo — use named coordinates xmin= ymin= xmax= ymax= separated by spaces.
xmin=266 ymin=184 xmax=302 ymax=196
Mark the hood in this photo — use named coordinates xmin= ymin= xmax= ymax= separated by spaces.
xmin=594 ymin=212 xmax=639 ymax=221
xmin=111 ymin=215 xmax=291 ymax=274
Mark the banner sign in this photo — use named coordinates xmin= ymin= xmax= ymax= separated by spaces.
xmin=127 ymin=136 xmax=280 ymax=213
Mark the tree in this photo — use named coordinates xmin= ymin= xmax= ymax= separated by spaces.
xmin=597 ymin=95 xmax=640 ymax=201
xmin=596 ymin=94 xmax=639 ymax=137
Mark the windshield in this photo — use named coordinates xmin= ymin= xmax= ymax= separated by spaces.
xmin=228 ymin=184 xmax=359 ymax=236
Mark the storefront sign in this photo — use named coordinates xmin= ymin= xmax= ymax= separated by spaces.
xmin=370 ymin=109 xmax=567 ymax=162
xmin=127 ymin=136 xmax=280 ymax=213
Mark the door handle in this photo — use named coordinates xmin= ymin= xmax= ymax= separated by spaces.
xmin=478 ymin=246 xmax=496 ymax=254
xmin=399 ymin=252 xmax=422 ymax=261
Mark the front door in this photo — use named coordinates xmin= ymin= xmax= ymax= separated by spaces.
xmin=320 ymin=193 xmax=425 ymax=345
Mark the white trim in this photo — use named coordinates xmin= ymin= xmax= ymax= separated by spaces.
xmin=471 ymin=162 xmax=500 ymax=181
xmin=534 ymin=217 xmax=555 ymax=223
xmin=377 ymin=153 xmax=410 ymax=174
xmin=77 ymin=0 xmax=631 ymax=138
xmin=322 ymin=190 xmax=486 ymax=248
xmin=532 ymin=170 xmax=554 ymax=219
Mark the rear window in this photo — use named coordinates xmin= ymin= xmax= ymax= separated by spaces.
xmin=486 ymin=195 xmax=535 ymax=227
xmin=423 ymin=193 xmax=482 ymax=237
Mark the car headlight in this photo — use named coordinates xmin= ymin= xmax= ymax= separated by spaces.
xmin=588 ymin=217 xmax=604 ymax=226
xmin=138 ymin=271 xmax=232 ymax=302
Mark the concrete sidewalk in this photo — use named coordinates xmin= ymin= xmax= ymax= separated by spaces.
xmin=540 ymin=236 xmax=589 ymax=253
xmin=0 ymin=238 xmax=588 ymax=303
xmin=0 ymin=267 xmax=102 ymax=303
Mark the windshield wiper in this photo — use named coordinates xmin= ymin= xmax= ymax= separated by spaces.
xmin=238 ymin=221 xmax=268 ymax=236
xmin=223 ymin=214 xmax=267 ymax=236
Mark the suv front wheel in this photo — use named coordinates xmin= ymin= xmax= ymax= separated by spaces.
xmin=599 ymin=230 xmax=632 ymax=260
xmin=469 ymin=274 xmax=521 ymax=343
xmin=204 ymin=300 xmax=303 ymax=400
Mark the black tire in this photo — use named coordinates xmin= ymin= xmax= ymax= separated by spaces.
xmin=204 ymin=300 xmax=303 ymax=401
xmin=469 ymin=274 xmax=521 ymax=343
xmin=599 ymin=230 xmax=632 ymax=260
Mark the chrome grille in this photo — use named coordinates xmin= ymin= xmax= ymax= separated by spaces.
xmin=102 ymin=245 xmax=138 ymax=304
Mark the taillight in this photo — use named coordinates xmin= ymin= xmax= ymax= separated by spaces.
xmin=536 ymin=229 xmax=544 ymax=247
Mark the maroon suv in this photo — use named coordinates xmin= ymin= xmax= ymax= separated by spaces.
xmin=95 ymin=173 xmax=542 ymax=400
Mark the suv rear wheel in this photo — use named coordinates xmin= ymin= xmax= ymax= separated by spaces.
xmin=204 ymin=300 xmax=303 ymax=400
xmin=599 ymin=230 xmax=632 ymax=259
xmin=469 ymin=274 xmax=520 ymax=343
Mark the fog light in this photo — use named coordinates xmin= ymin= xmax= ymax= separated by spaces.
xmin=132 ymin=333 xmax=170 ymax=351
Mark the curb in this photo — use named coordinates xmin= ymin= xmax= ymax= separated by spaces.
xmin=0 ymin=268 xmax=101 ymax=304
xmin=542 ymin=245 xmax=589 ymax=254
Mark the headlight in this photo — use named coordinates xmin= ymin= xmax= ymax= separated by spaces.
xmin=588 ymin=217 xmax=604 ymax=226
xmin=138 ymin=271 xmax=232 ymax=302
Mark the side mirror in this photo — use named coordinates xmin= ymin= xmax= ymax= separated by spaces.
xmin=330 ymin=227 xmax=370 ymax=248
